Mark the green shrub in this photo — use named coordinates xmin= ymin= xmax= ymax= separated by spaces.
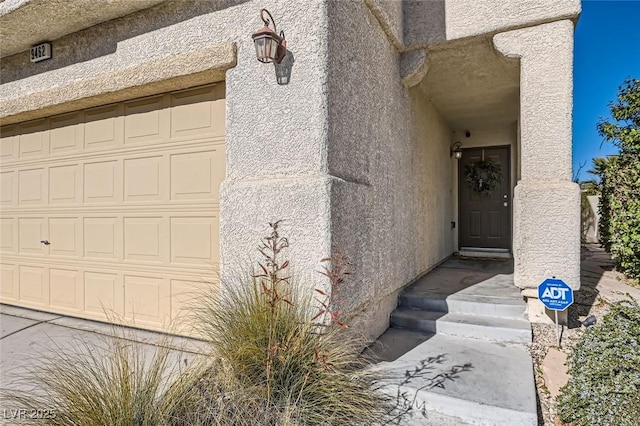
xmin=596 ymin=78 xmax=640 ymax=280
xmin=557 ymin=300 xmax=640 ymax=426
xmin=598 ymin=154 xmax=640 ymax=279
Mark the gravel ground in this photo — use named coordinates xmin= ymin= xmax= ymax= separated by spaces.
xmin=529 ymin=244 xmax=638 ymax=426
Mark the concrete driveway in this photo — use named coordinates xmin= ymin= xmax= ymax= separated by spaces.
xmin=0 ymin=304 xmax=471 ymax=425
xmin=0 ymin=304 xmax=207 ymax=424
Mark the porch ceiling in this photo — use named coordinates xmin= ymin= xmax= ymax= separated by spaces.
xmin=419 ymin=38 xmax=520 ymax=129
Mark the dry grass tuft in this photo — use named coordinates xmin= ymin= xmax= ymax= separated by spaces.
xmin=1 ymin=328 xmax=191 ymax=425
xmin=189 ymin=221 xmax=393 ymax=425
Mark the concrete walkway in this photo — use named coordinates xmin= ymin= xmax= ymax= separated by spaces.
xmin=366 ymin=257 xmax=537 ymax=426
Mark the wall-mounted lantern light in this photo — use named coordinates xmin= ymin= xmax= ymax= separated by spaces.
xmin=451 ymin=141 xmax=463 ymax=159
xmin=252 ymin=9 xmax=287 ymax=64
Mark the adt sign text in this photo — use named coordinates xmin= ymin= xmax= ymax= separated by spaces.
xmin=538 ymin=278 xmax=573 ymax=311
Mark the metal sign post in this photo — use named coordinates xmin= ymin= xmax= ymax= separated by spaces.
xmin=538 ymin=278 xmax=574 ymax=348
xmin=555 ymin=310 xmax=560 ymax=347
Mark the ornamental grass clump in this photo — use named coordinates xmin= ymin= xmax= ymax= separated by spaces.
xmin=0 ymin=327 xmax=192 ymax=426
xmin=190 ymin=221 xmax=393 ymax=425
xmin=557 ymin=299 xmax=640 ymax=426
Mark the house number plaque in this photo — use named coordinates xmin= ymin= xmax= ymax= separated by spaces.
xmin=30 ymin=43 xmax=52 ymax=63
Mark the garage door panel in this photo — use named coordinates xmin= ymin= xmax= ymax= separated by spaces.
xmin=171 ymin=216 xmax=218 ymax=266
xmin=170 ymin=149 xmax=223 ymax=202
xmin=124 ymin=274 xmax=170 ymax=325
xmin=1 ymin=129 xmax=18 ymax=161
xmin=18 ymin=119 xmax=48 ymax=158
xmin=84 ymin=217 xmax=121 ymax=260
xmin=124 ymin=96 xmax=169 ymax=144
xmin=124 ymin=216 xmax=167 ymax=263
xmin=50 ymin=113 xmax=83 ymax=154
xmin=170 ymin=85 xmax=224 ymax=139
xmin=0 ymin=83 xmax=224 ymax=334
xmin=171 ymin=278 xmax=217 ymax=311
xmin=19 ymin=265 xmax=47 ymax=304
xmin=84 ymin=160 xmax=121 ymax=204
xmin=1 ymin=254 xmax=215 ymax=284
xmin=0 ymin=264 xmax=18 ymax=299
xmin=1 ymin=218 xmax=16 ymax=253
xmin=124 ymin=155 xmax=165 ymax=202
xmin=49 ymin=217 xmax=80 ymax=257
xmin=84 ymin=271 xmax=121 ymax=316
xmin=84 ymin=104 xmax=123 ymax=150
xmin=18 ymin=217 xmax=46 ymax=255
xmin=0 ymin=171 xmax=16 ymax=206
xmin=170 ymin=278 xmax=201 ymax=319
xmin=50 ymin=268 xmax=81 ymax=310
xmin=18 ymin=168 xmax=46 ymax=206
xmin=49 ymin=164 xmax=81 ymax=204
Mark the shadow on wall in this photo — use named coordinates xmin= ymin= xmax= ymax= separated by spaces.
xmin=274 ymin=50 xmax=295 ymax=85
xmin=0 ymin=0 xmax=249 ymax=84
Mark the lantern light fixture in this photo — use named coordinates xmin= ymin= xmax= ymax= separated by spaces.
xmin=451 ymin=141 xmax=463 ymax=159
xmin=252 ymin=9 xmax=287 ymax=64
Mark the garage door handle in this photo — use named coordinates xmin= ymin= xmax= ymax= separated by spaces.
xmin=40 ymin=240 xmax=50 ymax=245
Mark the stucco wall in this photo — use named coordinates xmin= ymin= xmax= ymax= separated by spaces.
xmin=0 ymin=0 xmax=166 ymax=57
xmin=403 ymin=0 xmax=447 ymax=47
xmin=1 ymin=1 xmax=245 ymax=98
xmin=367 ymin=0 xmax=579 ymax=52
xmin=494 ymin=21 xmax=581 ymax=293
xmin=326 ymin=0 xmax=453 ymax=338
xmin=445 ymin=0 xmax=581 ymax=41
xmin=364 ymin=0 xmax=403 ymax=48
xmin=407 ymin=90 xmax=455 ymax=273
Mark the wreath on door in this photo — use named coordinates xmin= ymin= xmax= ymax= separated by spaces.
xmin=464 ymin=159 xmax=502 ymax=194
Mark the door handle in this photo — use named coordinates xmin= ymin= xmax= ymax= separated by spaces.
xmin=40 ymin=240 xmax=50 ymax=245
xmin=503 ymin=202 xmax=508 ymax=207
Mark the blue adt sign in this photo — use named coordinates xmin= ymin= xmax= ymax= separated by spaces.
xmin=538 ymin=278 xmax=573 ymax=311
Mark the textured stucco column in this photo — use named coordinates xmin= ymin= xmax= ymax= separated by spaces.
xmin=493 ymin=21 xmax=581 ymax=306
xmin=220 ymin=1 xmax=332 ymax=294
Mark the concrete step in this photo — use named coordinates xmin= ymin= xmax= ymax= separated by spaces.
xmin=391 ymin=308 xmax=532 ymax=344
xmin=398 ymin=293 xmax=527 ymax=318
xmin=398 ymin=267 xmax=527 ymax=319
xmin=368 ymin=329 xmax=537 ymax=426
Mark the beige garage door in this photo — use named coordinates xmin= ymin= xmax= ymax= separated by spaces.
xmin=0 ymin=84 xmax=225 ymax=332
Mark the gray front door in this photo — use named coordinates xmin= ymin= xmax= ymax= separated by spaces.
xmin=458 ymin=146 xmax=511 ymax=250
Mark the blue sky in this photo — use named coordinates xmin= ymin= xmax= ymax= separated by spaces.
xmin=572 ymin=0 xmax=640 ymax=180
